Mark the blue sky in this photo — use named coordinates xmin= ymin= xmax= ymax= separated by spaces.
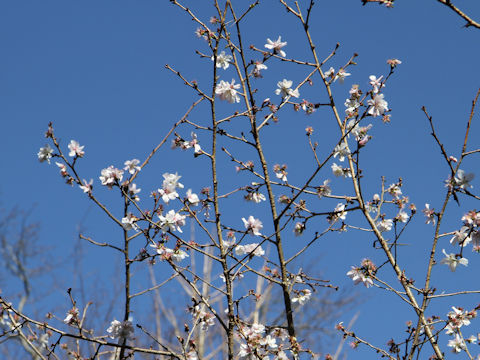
xmin=2 ymin=0 xmax=480 ymax=358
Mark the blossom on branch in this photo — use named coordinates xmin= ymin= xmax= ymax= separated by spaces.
xmin=453 ymin=169 xmax=474 ymax=189
xmin=253 ymin=61 xmax=267 ymax=77
xmin=242 ymin=216 xmax=263 ymax=236
xmin=292 ymin=289 xmax=312 ymax=305
xmin=422 ymin=203 xmax=436 ymax=225
xmin=99 ymin=166 xmax=124 ymax=188
xmin=79 ymin=178 xmax=93 ymax=193
xmin=186 ymin=189 xmax=200 ymax=205
xmin=376 ymin=218 xmax=393 ymax=232
xmin=128 ymin=183 xmax=141 ymax=201
xmin=211 ymin=50 xmax=233 ymax=70
xmin=158 ymin=172 xmax=184 ymax=203
xmin=447 ymin=334 xmax=466 ymax=353
xmin=334 ymin=68 xmax=351 ymax=83
xmin=235 ymin=243 xmax=265 ymax=257
xmin=275 ymin=79 xmax=299 ymax=98
xmin=333 ymin=142 xmax=350 ymax=162
xmin=215 ymin=79 xmax=241 ymax=103
xmin=369 ymin=75 xmax=384 ymax=94
xmin=124 ymin=159 xmax=141 ymax=174
xmin=107 ymin=319 xmax=134 ymax=340
xmin=264 ymin=36 xmax=287 ymax=57
xmin=158 ymin=210 xmax=186 ymax=233
xmin=441 ymin=249 xmax=468 ymax=272
xmin=367 ymin=94 xmax=388 ymax=117
xmin=38 ymin=144 xmax=54 ymax=163
xmin=68 ymin=140 xmax=85 ymax=157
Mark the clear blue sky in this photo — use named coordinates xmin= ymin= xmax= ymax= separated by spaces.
xmin=2 ymin=0 xmax=480 ymax=358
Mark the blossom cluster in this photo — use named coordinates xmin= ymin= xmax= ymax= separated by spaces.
xmin=347 ymin=259 xmax=377 ymax=288
xmin=236 ymin=323 xmax=292 ymax=360
xmin=445 ymin=306 xmax=478 ymax=353
xmin=106 ymin=319 xmax=134 ymax=340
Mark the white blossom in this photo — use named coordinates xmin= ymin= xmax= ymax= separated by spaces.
xmin=242 ymin=216 xmax=263 ymax=236
xmin=68 ymin=140 xmax=85 ymax=157
xmin=215 ymin=79 xmax=241 ymax=103
xmin=38 ymin=144 xmax=54 ymax=163
xmin=235 ymin=243 xmax=265 ymax=257
xmin=292 ymin=289 xmax=312 ymax=305
xmin=264 ymin=36 xmax=287 ymax=57
xmin=441 ymin=249 xmax=468 ymax=272
xmin=275 ymin=79 xmax=299 ymax=98
xmin=377 ymin=218 xmax=393 ymax=232
xmin=99 ymin=166 xmax=124 ymax=188
xmin=107 ymin=319 xmax=134 ymax=340
xmin=367 ymin=94 xmax=388 ymax=117
xmin=124 ymin=159 xmax=141 ymax=174
xmin=211 ymin=50 xmax=233 ymax=70
xmin=158 ymin=210 xmax=186 ymax=233
xmin=454 ymin=169 xmax=474 ymax=189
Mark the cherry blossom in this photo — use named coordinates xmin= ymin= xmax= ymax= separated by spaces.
xmin=331 ymin=163 xmax=351 ymax=178
xmin=316 ymin=179 xmax=331 ymax=198
xmin=99 ymin=166 xmax=124 ymax=188
xmin=171 ymin=249 xmax=189 ymax=262
xmin=211 ymin=50 xmax=233 ymax=70
xmin=124 ymin=159 xmax=141 ymax=174
xmin=63 ymin=307 xmax=79 ymax=325
xmin=273 ymin=164 xmax=288 ymax=182
xmin=447 ymin=334 xmax=466 ymax=353
xmin=377 ymin=218 xmax=393 ymax=232
xmin=67 ymin=140 xmax=85 ymax=157
xmin=367 ymin=94 xmax=388 ymax=117
xmin=191 ymin=305 xmax=215 ymax=330
xmin=37 ymin=144 xmax=54 ymax=163
xmin=158 ymin=172 xmax=184 ymax=203
xmin=422 ymin=203 xmax=436 ymax=225
xmin=396 ymin=210 xmax=409 ymax=223
xmin=387 ymin=58 xmax=402 ymax=67
xmin=107 ymin=319 xmax=134 ymax=340
xmin=56 ymin=162 xmax=68 ymax=177
xmin=122 ymin=213 xmax=138 ymax=231
xmin=128 ymin=183 xmax=141 ymax=201
xmin=275 ymin=79 xmax=299 ymax=98
xmin=369 ymin=75 xmax=384 ymax=93
xmin=183 ymin=132 xmax=202 ymax=155
xmin=253 ymin=61 xmax=267 ymax=77
xmin=79 ymin=179 xmax=93 ymax=193
xmin=324 ymin=67 xmax=335 ymax=78
xmin=441 ymin=249 xmax=468 ymax=272
xmin=150 ymin=243 xmax=174 ymax=259
xmin=264 ymin=36 xmax=287 ymax=57
xmin=334 ymin=68 xmax=351 ymax=83
xmin=245 ymin=191 xmax=266 ymax=203
xmin=450 ymin=226 xmax=472 ymax=247
xmin=328 ymin=203 xmax=348 ymax=223
xmin=453 ymin=169 xmax=474 ymax=189
xmin=186 ymin=350 xmax=198 ymax=360
xmin=294 ymin=222 xmax=305 ymax=236
xmin=333 ymin=142 xmax=350 ymax=162
xmin=242 ymin=216 xmax=263 ymax=236
xmin=215 ymin=79 xmax=241 ymax=103
xmin=158 ymin=210 xmax=186 ymax=233
xmin=291 ymin=289 xmax=312 ymax=305
xmin=347 ymin=266 xmax=373 ymax=288
xmin=387 ymin=183 xmax=402 ymax=198
xmin=447 ymin=306 xmax=472 ymax=330
xmin=186 ymin=189 xmax=200 ymax=205
xmin=235 ymin=243 xmax=265 ymax=257
xmin=344 ymin=97 xmax=360 ymax=116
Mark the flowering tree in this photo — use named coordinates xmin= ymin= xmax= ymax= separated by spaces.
xmin=3 ymin=0 xmax=480 ymax=359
